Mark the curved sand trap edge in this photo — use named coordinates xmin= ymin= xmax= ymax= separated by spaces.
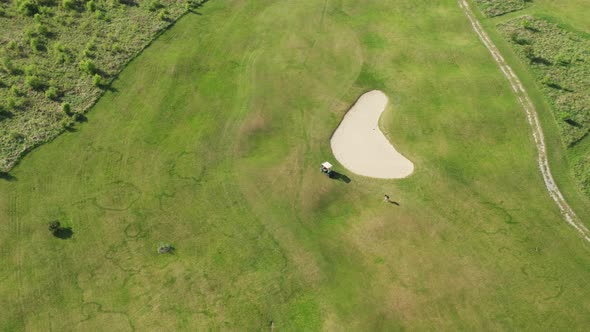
xmin=330 ymin=90 xmax=414 ymax=179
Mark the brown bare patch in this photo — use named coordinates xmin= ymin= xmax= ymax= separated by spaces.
xmin=239 ymin=112 xmax=268 ymax=137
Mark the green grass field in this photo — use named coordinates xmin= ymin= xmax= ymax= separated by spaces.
xmin=2 ymin=0 xmax=590 ymax=330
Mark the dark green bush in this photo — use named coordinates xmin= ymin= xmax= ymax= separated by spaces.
xmin=62 ymin=0 xmax=76 ymax=10
xmin=30 ymin=37 xmax=43 ymax=52
xmin=2 ymin=57 xmax=18 ymax=74
xmin=158 ymin=8 xmax=168 ymax=20
xmin=7 ymin=40 xmax=18 ymax=51
xmin=17 ymin=0 xmax=39 ymax=16
xmin=61 ymin=102 xmax=71 ymax=114
xmin=79 ymin=59 xmax=96 ymax=74
xmin=9 ymin=85 xmax=23 ymax=97
xmin=25 ymin=75 xmax=46 ymax=90
xmin=86 ymin=0 xmax=96 ymax=11
xmin=147 ymin=0 xmax=163 ymax=11
xmin=92 ymin=73 xmax=102 ymax=86
xmin=36 ymin=24 xmax=50 ymax=37
xmin=45 ymin=86 xmax=59 ymax=99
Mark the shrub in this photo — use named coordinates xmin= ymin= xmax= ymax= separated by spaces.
xmin=85 ymin=39 xmax=97 ymax=51
xmin=95 ymin=9 xmax=105 ymax=20
xmin=92 ymin=73 xmax=102 ymax=87
xmin=158 ymin=8 xmax=169 ymax=21
xmin=86 ymin=0 xmax=96 ymax=11
xmin=25 ymin=75 xmax=45 ymax=90
xmin=9 ymin=85 xmax=22 ymax=97
xmin=510 ymin=32 xmax=529 ymax=45
xmin=79 ymin=59 xmax=96 ymax=75
xmin=520 ymin=19 xmax=536 ymax=31
xmin=38 ymin=5 xmax=54 ymax=15
xmin=61 ymin=102 xmax=71 ymax=114
xmin=30 ymin=37 xmax=43 ymax=52
xmin=111 ymin=43 xmax=122 ymax=53
xmin=10 ymin=131 xmax=24 ymax=141
xmin=82 ymin=49 xmax=94 ymax=58
xmin=147 ymin=0 xmax=163 ymax=11
xmin=7 ymin=40 xmax=18 ymax=51
xmin=45 ymin=86 xmax=59 ymax=100
xmin=62 ymin=0 xmax=76 ymax=9
xmin=53 ymin=42 xmax=65 ymax=53
xmin=60 ymin=117 xmax=75 ymax=128
xmin=17 ymin=0 xmax=39 ymax=16
xmin=7 ymin=97 xmax=17 ymax=110
xmin=555 ymin=53 xmax=570 ymax=66
xmin=24 ymin=64 xmax=37 ymax=76
xmin=48 ymin=220 xmax=60 ymax=233
xmin=36 ymin=24 xmax=50 ymax=37
xmin=1 ymin=58 xmax=17 ymax=74
xmin=523 ymin=46 xmax=534 ymax=61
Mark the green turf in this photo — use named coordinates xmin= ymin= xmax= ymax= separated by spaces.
xmin=2 ymin=0 xmax=590 ymax=330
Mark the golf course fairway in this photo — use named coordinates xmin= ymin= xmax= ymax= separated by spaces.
xmin=1 ymin=0 xmax=590 ymax=330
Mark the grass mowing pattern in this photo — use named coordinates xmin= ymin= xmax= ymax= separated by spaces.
xmin=498 ymin=17 xmax=590 ymax=195
xmin=0 ymin=0 xmax=199 ymax=172
xmin=473 ymin=0 xmax=529 ymax=17
xmin=2 ymin=0 xmax=590 ymax=330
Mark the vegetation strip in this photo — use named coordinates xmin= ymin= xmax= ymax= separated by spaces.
xmin=0 ymin=0 xmax=203 ymax=172
xmin=497 ymin=17 xmax=590 ymax=196
xmin=473 ymin=0 xmax=528 ymax=17
xmin=458 ymin=0 xmax=590 ymax=242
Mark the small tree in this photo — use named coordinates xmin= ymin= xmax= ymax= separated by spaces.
xmin=79 ymin=59 xmax=97 ymax=75
xmin=558 ymin=111 xmax=572 ymax=122
xmin=61 ymin=102 xmax=71 ymax=114
xmin=30 ymin=37 xmax=43 ymax=52
xmin=45 ymin=86 xmax=59 ymax=100
xmin=2 ymin=57 xmax=17 ymax=74
xmin=158 ymin=9 xmax=169 ymax=21
xmin=92 ymin=73 xmax=102 ymax=87
xmin=523 ymin=46 xmax=535 ymax=62
xmin=86 ymin=0 xmax=96 ymax=11
xmin=62 ymin=0 xmax=76 ymax=10
xmin=18 ymin=0 xmax=39 ymax=16
xmin=48 ymin=220 xmax=61 ymax=234
xmin=520 ymin=19 xmax=534 ymax=31
xmin=25 ymin=75 xmax=45 ymax=90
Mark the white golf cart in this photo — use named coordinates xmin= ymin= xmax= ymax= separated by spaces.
xmin=320 ymin=161 xmax=333 ymax=178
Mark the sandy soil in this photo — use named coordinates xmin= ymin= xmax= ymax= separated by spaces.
xmin=330 ymin=90 xmax=414 ymax=179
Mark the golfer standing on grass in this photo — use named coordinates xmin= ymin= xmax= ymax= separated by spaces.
xmin=384 ymin=194 xmax=390 ymax=202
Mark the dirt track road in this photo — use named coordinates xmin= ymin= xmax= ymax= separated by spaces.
xmin=458 ymin=0 xmax=590 ymax=242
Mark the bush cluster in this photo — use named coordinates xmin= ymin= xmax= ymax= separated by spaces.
xmin=499 ymin=16 xmax=590 ymax=195
xmin=474 ymin=0 xmax=530 ymax=17
xmin=0 ymin=0 xmax=189 ymax=171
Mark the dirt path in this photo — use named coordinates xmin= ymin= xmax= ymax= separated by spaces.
xmin=458 ymin=0 xmax=590 ymax=242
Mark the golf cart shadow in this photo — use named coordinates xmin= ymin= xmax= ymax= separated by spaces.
xmin=330 ymin=171 xmax=351 ymax=183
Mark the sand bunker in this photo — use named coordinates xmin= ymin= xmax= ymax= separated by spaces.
xmin=330 ymin=90 xmax=414 ymax=179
